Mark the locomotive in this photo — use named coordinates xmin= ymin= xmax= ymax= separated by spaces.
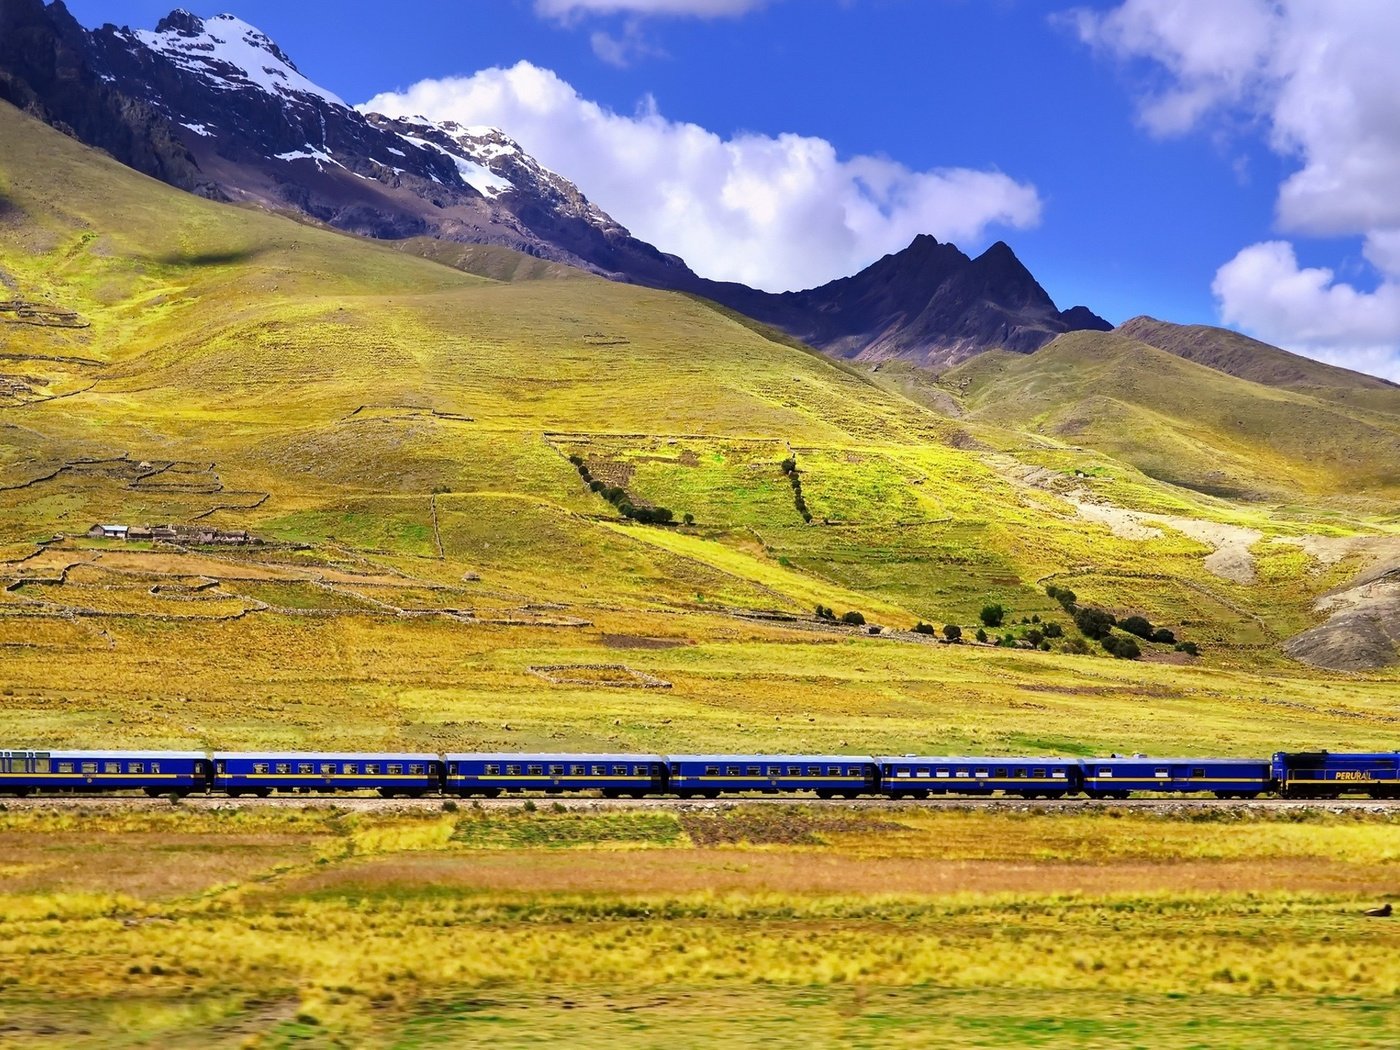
xmin=0 ymin=747 xmax=1396 ymax=799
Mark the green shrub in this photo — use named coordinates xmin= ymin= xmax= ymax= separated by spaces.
xmin=975 ymin=628 xmax=988 ymax=643
xmin=942 ymin=624 xmax=962 ymax=642
xmin=1074 ymin=606 xmax=1116 ymax=640
xmin=815 ymin=605 xmax=836 ymax=621
xmin=780 ymin=457 xmax=796 ymax=475
xmin=1025 ymin=628 xmax=1044 ymax=646
xmin=1120 ymin=615 xmax=1154 ymax=640
xmin=979 ymin=603 xmax=1005 ymax=628
xmin=682 ymin=512 xmax=694 ymax=526
xmin=1113 ymin=636 xmax=1141 ymax=660
xmin=1152 ymin=627 xmax=1177 ymax=644
xmin=1175 ymin=640 xmax=1200 ymax=656
xmin=1063 ymin=637 xmax=1090 ymax=655
xmin=913 ymin=622 xmax=935 ymax=635
xmin=841 ymin=610 xmax=866 ymax=626
xmin=1043 ymin=622 xmax=1063 ymax=639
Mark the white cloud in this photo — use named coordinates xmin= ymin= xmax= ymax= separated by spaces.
xmin=1212 ymin=242 xmax=1400 ymax=381
xmin=537 ymin=0 xmax=768 ymax=17
xmin=589 ymin=21 xmax=666 ymax=67
xmin=361 ymin=62 xmax=1041 ymax=291
xmin=1072 ymin=1 xmax=1400 ymax=378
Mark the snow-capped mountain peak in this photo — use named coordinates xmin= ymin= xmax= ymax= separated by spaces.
xmin=133 ymin=11 xmax=344 ymax=107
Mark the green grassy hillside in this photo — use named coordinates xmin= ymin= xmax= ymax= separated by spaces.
xmin=2 ymin=100 xmax=1398 ymax=752
xmin=943 ymin=330 xmax=1400 ymax=502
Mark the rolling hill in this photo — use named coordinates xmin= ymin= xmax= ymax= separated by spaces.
xmin=942 ymin=329 xmax=1400 ymax=503
xmin=2 ymin=99 xmax=1399 ymax=762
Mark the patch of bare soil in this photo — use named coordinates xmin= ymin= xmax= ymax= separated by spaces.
xmin=529 ymin=664 xmax=672 ymax=688
xmin=599 ymin=633 xmax=691 ymax=650
xmin=1003 ymin=463 xmax=1264 ymax=583
xmin=1281 ymin=537 xmax=1400 ymax=670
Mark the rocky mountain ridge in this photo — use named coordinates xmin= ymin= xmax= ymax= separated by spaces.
xmin=0 ymin=0 xmax=1110 ymax=363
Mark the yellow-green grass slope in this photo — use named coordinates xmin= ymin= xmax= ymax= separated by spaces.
xmin=1 ymin=100 xmax=1397 ymax=754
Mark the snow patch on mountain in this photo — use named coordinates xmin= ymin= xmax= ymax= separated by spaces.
xmin=400 ymin=134 xmax=513 ymax=198
xmin=275 ymin=145 xmax=341 ymax=171
xmin=134 ymin=12 xmax=344 ymax=107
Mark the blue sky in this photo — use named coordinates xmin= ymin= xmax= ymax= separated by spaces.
xmin=68 ymin=1 xmax=1400 ymax=378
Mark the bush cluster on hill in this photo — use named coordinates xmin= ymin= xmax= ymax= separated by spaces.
xmin=780 ymin=456 xmax=813 ymax=523
xmin=569 ymin=454 xmax=685 ymax=526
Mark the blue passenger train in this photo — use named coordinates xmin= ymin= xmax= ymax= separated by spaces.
xmin=0 ymin=746 xmax=1396 ymax=801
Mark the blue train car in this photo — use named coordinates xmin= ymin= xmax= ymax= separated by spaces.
xmin=879 ymin=756 xmax=1082 ymax=797
xmin=1081 ymin=757 xmax=1271 ymax=798
xmin=666 ymin=754 xmax=878 ymax=797
xmin=444 ymin=753 xmax=667 ymax=797
xmin=213 ymin=752 xmax=441 ymax=796
xmin=0 ymin=749 xmax=209 ymax=796
xmin=1273 ymin=751 xmax=1400 ymax=798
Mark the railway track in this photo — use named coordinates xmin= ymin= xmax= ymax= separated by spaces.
xmin=2 ymin=794 xmax=1396 ymax=814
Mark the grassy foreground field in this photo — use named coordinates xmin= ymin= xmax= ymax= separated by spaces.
xmin=0 ymin=803 xmax=1396 ymax=1048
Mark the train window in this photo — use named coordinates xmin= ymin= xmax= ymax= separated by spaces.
xmin=595 ymin=765 xmax=608 ymax=775
xmin=849 ymin=768 xmax=862 ymax=777
xmin=788 ymin=766 xmax=802 ymax=776
xmin=485 ymin=764 xmax=500 ymax=776
xmin=896 ymin=768 xmax=911 ymax=778
xmin=1098 ymin=768 xmax=1113 ymax=777
xmin=506 ymin=765 xmax=521 ymax=775
xmin=994 ymin=768 xmax=1007 ymax=778
xmin=1031 ymin=769 xmax=1047 ymax=779
xmin=807 ymin=766 xmax=821 ymax=776
xmin=364 ymin=764 xmax=379 ymax=775
xmin=528 ymin=765 xmax=543 ymax=776
xmin=253 ymin=763 xmax=270 ymax=774
xmin=1192 ymin=768 xmax=1206 ymax=778
xmin=104 ymin=762 xmax=120 ymax=774
xmin=59 ymin=762 xmax=75 ymax=774
xmin=614 ymin=765 xmax=629 ymax=776
xmin=975 ymin=769 xmax=989 ymax=778
xmin=705 ymin=766 xmax=720 ymax=776
xmin=1052 ymin=769 xmax=1067 ymax=779
xmin=1012 ymin=769 xmax=1027 ymax=779
xmin=388 ymin=763 xmax=402 ymax=775
xmin=409 ymin=764 xmax=425 ymax=775
xmin=550 ymin=765 xmax=565 ymax=775
xmin=915 ymin=769 xmax=930 ymax=778
xmin=825 ymin=766 xmax=838 ymax=776
xmin=1154 ymin=768 xmax=1169 ymax=779
xmin=82 ymin=762 xmax=98 ymax=774
xmin=299 ymin=763 xmax=314 ymax=774
xmin=343 ymin=764 xmax=358 ymax=775
xmin=34 ymin=759 xmax=48 ymax=773
xmin=935 ymin=769 xmax=950 ymax=778
xmin=727 ymin=766 xmax=741 ymax=776
xmin=955 ymin=770 xmax=970 ymax=778
xmin=320 ymin=763 xmax=335 ymax=775
xmin=747 ymin=766 xmax=761 ymax=776
xmin=767 ymin=766 xmax=782 ymax=776
xmin=276 ymin=763 xmax=291 ymax=774
xmin=128 ymin=762 xmax=144 ymax=774
xmin=570 ymin=765 xmax=585 ymax=775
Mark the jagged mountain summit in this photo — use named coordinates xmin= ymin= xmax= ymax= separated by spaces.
xmin=0 ymin=0 xmax=1109 ymax=362
xmin=702 ymin=235 xmax=1112 ymax=369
